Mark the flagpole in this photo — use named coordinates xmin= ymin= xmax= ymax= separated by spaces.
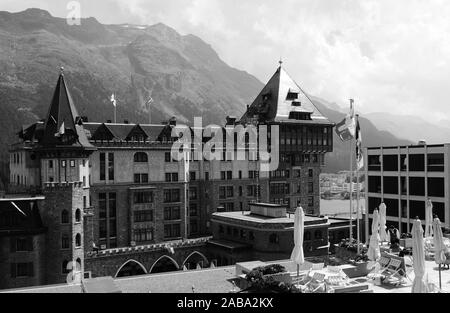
xmin=184 ymin=150 xmax=189 ymax=239
xmin=356 ymin=153 xmax=360 ymax=255
xmin=349 ymin=138 xmax=353 ymax=241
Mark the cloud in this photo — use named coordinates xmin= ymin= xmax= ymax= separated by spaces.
xmin=3 ymin=0 xmax=450 ymax=121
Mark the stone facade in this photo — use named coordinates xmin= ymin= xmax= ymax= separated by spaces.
xmin=40 ymin=182 xmax=85 ymax=285
xmin=0 ymin=234 xmax=46 ymax=289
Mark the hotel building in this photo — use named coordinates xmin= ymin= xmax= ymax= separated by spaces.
xmin=364 ymin=143 xmax=450 ymax=241
xmin=3 ymin=63 xmax=334 ymax=288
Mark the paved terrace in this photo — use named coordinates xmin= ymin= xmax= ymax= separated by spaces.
xmin=2 ymin=258 xmax=449 ymax=293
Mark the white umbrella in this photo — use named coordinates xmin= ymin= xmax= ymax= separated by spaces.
xmin=433 ymin=217 xmax=446 ymax=289
xmin=378 ymin=203 xmax=389 ymax=242
xmin=367 ymin=209 xmax=381 ymax=261
xmin=424 ymin=200 xmax=433 ymax=238
xmin=412 ymin=219 xmax=429 ymax=293
xmin=291 ymin=206 xmax=305 ymax=281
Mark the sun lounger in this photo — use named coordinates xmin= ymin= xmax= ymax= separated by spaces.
xmin=326 ymin=275 xmax=346 ymax=286
xmin=367 ymin=256 xmax=390 ymax=278
xmin=381 ymin=258 xmax=407 ymax=285
xmin=304 ymin=272 xmax=326 ymax=293
xmin=311 ymin=263 xmax=325 ymax=271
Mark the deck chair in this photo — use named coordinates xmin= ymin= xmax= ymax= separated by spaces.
xmin=381 ymin=258 xmax=407 ymax=285
xmin=311 ymin=263 xmax=325 ymax=271
xmin=326 ymin=275 xmax=346 ymax=286
xmin=327 ymin=266 xmax=350 ymax=282
xmin=367 ymin=256 xmax=390 ymax=279
xmin=304 ymin=272 xmax=326 ymax=293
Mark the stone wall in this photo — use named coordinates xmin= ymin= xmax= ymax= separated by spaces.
xmin=85 ymin=238 xmax=211 ymax=278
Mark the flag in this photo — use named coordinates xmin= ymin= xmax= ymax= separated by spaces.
xmin=335 ymin=99 xmax=356 ymax=141
xmin=184 ymin=150 xmax=190 ymax=182
xmin=146 ymin=97 xmax=153 ymax=108
xmin=355 ymin=115 xmax=364 ymax=170
xmin=111 ymin=93 xmax=116 ymax=107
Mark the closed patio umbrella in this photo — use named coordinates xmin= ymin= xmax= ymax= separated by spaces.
xmin=291 ymin=206 xmax=305 ymax=282
xmin=379 ymin=203 xmax=389 ymax=242
xmin=367 ymin=209 xmax=380 ymax=261
xmin=433 ymin=217 xmax=446 ymax=289
xmin=412 ymin=219 xmax=429 ymax=293
xmin=425 ymin=200 xmax=433 ymax=238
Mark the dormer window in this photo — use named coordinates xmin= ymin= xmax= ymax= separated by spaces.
xmin=292 ymin=101 xmax=301 ymax=106
xmin=286 ymin=92 xmax=298 ymax=100
xmin=289 ymin=112 xmax=312 ymax=120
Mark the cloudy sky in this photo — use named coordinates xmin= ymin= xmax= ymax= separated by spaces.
xmin=3 ymin=0 xmax=450 ymax=122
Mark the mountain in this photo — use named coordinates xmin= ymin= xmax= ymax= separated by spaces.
xmin=0 ymin=8 xmax=414 ymax=184
xmin=311 ymin=97 xmax=413 ymax=173
xmin=365 ymin=112 xmax=450 ymax=144
xmin=0 ymin=8 xmax=263 ymax=184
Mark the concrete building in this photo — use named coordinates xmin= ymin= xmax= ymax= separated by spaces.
xmin=364 ymin=143 xmax=450 ymax=241
xmin=209 ymin=203 xmax=331 ymax=265
xmin=3 ymin=63 xmax=334 ymax=289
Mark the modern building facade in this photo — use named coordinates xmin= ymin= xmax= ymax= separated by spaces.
xmin=364 ymin=144 xmax=450 ymax=241
xmin=3 ymin=63 xmax=334 ymax=289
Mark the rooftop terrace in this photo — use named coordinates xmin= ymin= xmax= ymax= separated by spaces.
xmin=1 ymin=258 xmax=449 ymax=293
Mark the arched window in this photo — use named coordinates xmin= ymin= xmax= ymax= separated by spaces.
xmin=75 ymin=209 xmax=81 ymax=223
xmin=269 ymin=233 xmax=279 ymax=244
xmin=134 ymin=152 xmax=148 ymax=163
xmin=61 ymin=234 xmax=70 ymax=249
xmin=75 ymin=233 xmax=81 ymax=247
xmin=304 ymin=231 xmax=311 ymax=241
xmin=314 ymin=230 xmax=322 ymax=240
xmin=61 ymin=210 xmax=69 ymax=224
xmin=76 ymin=258 xmax=82 ymax=270
xmin=62 ymin=260 xmax=70 ymax=274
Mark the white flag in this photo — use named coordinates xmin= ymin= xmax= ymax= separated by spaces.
xmin=355 ymin=116 xmax=363 ymax=170
xmin=184 ymin=150 xmax=190 ymax=182
xmin=146 ymin=97 xmax=154 ymax=108
xmin=111 ymin=94 xmax=117 ymax=107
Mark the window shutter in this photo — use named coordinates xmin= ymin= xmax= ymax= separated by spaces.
xmin=10 ymin=263 xmax=16 ymax=278
xmin=10 ymin=238 xmax=16 ymax=253
xmin=28 ymin=262 xmax=34 ymax=277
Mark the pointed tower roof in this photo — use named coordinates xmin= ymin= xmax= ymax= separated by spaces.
xmin=240 ymin=65 xmax=332 ymax=125
xmin=39 ymin=69 xmax=95 ymax=151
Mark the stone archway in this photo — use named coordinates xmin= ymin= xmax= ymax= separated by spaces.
xmin=115 ymin=259 xmax=147 ymax=278
xmin=149 ymin=255 xmax=180 ymax=274
xmin=182 ymin=251 xmax=209 ymax=270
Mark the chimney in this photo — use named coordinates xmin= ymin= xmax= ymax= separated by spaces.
xmin=169 ymin=117 xmax=177 ymax=126
xmin=124 ymin=120 xmax=129 ymax=124
xmin=81 ymin=116 xmax=88 ymax=122
xmin=418 ymin=139 xmax=427 ymax=146
xmin=106 ymin=119 xmax=112 ymax=123
xmin=225 ymin=116 xmax=237 ymax=125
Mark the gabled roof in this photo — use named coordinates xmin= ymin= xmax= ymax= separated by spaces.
xmin=83 ymin=122 xmax=168 ymax=142
xmin=38 ymin=71 xmax=95 ymax=150
xmin=239 ymin=65 xmax=332 ymax=125
xmin=125 ymin=124 xmax=148 ymax=141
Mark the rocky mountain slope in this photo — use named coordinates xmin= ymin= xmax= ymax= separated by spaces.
xmin=0 ymin=8 xmax=414 ymax=183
